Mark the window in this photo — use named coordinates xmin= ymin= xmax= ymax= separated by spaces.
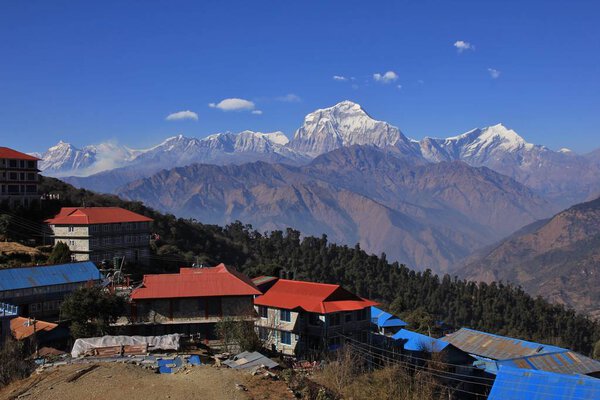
xmin=207 ymin=298 xmax=221 ymax=317
xmin=309 ymin=313 xmax=321 ymax=326
xmin=259 ymin=306 xmax=268 ymax=319
xmin=329 ymin=313 xmax=341 ymax=326
xmin=258 ymin=327 xmax=269 ymax=340
xmin=68 ymin=226 xmax=74 ymax=232
xmin=356 ymin=308 xmax=367 ymax=321
xmin=281 ymin=331 xmax=292 ymax=345
xmin=345 ymin=312 xmax=353 ymax=323
xmin=280 ymin=309 xmax=291 ymax=322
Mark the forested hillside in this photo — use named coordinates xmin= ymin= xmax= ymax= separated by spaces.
xmin=8 ymin=176 xmax=599 ymax=356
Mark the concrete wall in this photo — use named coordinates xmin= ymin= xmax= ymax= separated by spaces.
xmin=133 ymin=296 xmax=254 ymax=324
xmin=50 ymin=222 xmax=151 ymax=264
xmin=254 ymin=306 xmax=372 ymax=356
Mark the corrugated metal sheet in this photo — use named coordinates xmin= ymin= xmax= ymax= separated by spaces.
xmin=223 ymin=351 xmax=279 ymax=369
xmin=391 ymin=329 xmax=449 ymax=352
xmin=480 ymin=351 xmax=600 ymax=376
xmin=371 ymin=306 xmax=408 ymax=328
xmin=441 ymin=328 xmax=565 ymax=360
xmin=254 ymin=279 xmax=377 ymax=314
xmin=488 ymin=366 xmax=600 ymax=400
xmin=0 ymin=262 xmax=102 ymax=291
xmin=131 ymin=264 xmax=261 ymax=299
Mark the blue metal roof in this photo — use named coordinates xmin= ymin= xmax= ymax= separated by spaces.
xmin=0 ymin=262 xmax=102 ymax=291
xmin=370 ymin=306 xmax=408 ymax=328
xmin=441 ymin=328 xmax=566 ymax=360
xmin=474 ymin=350 xmax=600 ymax=376
xmin=391 ymin=329 xmax=449 ymax=352
xmin=488 ymin=366 xmax=600 ymax=400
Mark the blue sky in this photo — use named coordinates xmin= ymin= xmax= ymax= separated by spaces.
xmin=1 ymin=0 xmax=599 ymax=153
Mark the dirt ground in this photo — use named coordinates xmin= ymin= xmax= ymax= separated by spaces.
xmin=0 ymin=242 xmax=40 ymax=256
xmin=0 ymin=363 xmax=295 ymax=400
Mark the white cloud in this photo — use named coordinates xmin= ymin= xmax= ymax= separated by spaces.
xmin=373 ymin=71 xmax=399 ymax=84
xmin=454 ymin=40 xmax=474 ymax=53
xmin=276 ymin=93 xmax=301 ymax=102
xmin=208 ymin=98 xmax=255 ymax=111
xmin=397 ymin=84 xmax=402 ymax=90
xmin=251 ymin=110 xmax=263 ymax=115
xmin=333 ymin=75 xmax=348 ymax=81
xmin=165 ymin=110 xmax=198 ymax=121
xmin=488 ymin=68 xmax=501 ymax=79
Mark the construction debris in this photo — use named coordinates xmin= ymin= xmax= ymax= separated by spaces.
xmin=223 ymin=351 xmax=279 ymax=370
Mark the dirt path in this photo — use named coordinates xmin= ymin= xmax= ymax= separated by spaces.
xmin=0 ymin=363 xmax=294 ymax=400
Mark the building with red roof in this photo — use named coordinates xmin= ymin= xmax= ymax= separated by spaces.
xmin=124 ymin=264 xmax=261 ymax=340
xmin=254 ymin=278 xmax=377 ymax=356
xmin=46 ymin=207 xmax=153 ymax=264
xmin=0 ymin=147 xmax=41 ymax=209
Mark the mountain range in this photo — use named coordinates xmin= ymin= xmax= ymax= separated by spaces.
xmin=117 ymin=145 xmax=551 ymax=273
xmin=32 ymin=100 xmax=600 ymax=313
xmin=459 ymin=196 xmax=600 ymax=318
xmin=39 ymin=101 xmax=600 ymax=208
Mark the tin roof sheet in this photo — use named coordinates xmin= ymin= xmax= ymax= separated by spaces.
xmin=223 ymin=351 xmax=279 ymax=369
xmin=488 ymin=366 xmax=600 ymax=400
xmin=46 ymin=207 xmax=153 ymax=225
xmin=441 ymin=328 xmax=565 ymax=360
xmin=0 ymin=147 xmax=40 ymax=161
xmin=478 ymin=350 xmax=600 ymax=376
xmin=253 ymin=279 xmax=377 ymax=314
xmin=0 ymin=262 xmax=102 ymax=291
xmin=371 ymin=306 xmax=408 ymax=328
xmin=131 ymin=264 xmax=261 ymax=299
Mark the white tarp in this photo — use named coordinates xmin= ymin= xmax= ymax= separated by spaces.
xmin=71 ymin=334 xmax=181 ymax=357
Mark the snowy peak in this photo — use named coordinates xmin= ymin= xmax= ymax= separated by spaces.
xmin=289 ymin=100 xmax=415 ymax=157
xmin=419 ymin=123 xmax=538 ymax=163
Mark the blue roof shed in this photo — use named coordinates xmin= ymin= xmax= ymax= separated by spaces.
xmin=371 ymin=306 xmax=408 ymax=328
xmin=391 ymin=329 xmax=449 ymax=352
xmin=441 ymin=328 xmax=566 ymax=360
xmin=0 ymin=262 xmax=102 ymax=291
xmin=488 ymin=366 xmax=600 ymax=400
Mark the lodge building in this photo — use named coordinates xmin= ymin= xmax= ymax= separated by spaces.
xmin=0 ymin=147 xmax=41 ymax=209
xmin=46 ymin=207 xmax=153 ymax=264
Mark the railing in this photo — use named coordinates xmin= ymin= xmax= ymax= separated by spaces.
xmin=0 ymin=302 xmax=19 ymax=317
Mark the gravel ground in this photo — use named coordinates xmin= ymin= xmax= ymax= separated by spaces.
xmin=0 ymin=363 xmax=293 ymax=400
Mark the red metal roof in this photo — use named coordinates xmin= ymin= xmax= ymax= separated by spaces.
xmin=253 ymin=279 xmax=377 ymax=314
xmin=10 ymin=317 xmax=57 ymax=340
xmin=46 ymin=207 xmax=153 ymax=225
xmin=131 ymin=263 xmax=261 ymax=300
xmin=0 ymin=147 xmax=40 ymax=161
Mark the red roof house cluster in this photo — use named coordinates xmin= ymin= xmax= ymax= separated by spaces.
xmin=254 ymin=279 xmax=377 ymax=314
xmin=46 ymin=207 xmax=153 ymax=225
xmin=131 ymin=264 xmax=261 ymax=300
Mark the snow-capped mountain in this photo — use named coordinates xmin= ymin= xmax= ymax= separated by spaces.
xmin=39 ymin=141 xmax=138 ymax=176
xmin=288 ymin=100 xmax=419 ymax=157
xmin=37 ymin=100 xmax=600 ymax=206
xmin=419 ymin=124 xmax=535 ymax=163
xmin=39 ymin=131 xmax=302 ymax=178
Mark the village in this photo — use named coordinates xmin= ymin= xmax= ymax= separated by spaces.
xmin=1 ymin=145 xmax=600 ymax=400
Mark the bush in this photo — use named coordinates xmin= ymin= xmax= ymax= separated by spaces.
xmin=0 ymin=337 xmax=34 ymax=387
xmin=47 ymin=241 xmax=72 ymax=265
xmin=60 ymin=286 xmax=126 ymax=338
